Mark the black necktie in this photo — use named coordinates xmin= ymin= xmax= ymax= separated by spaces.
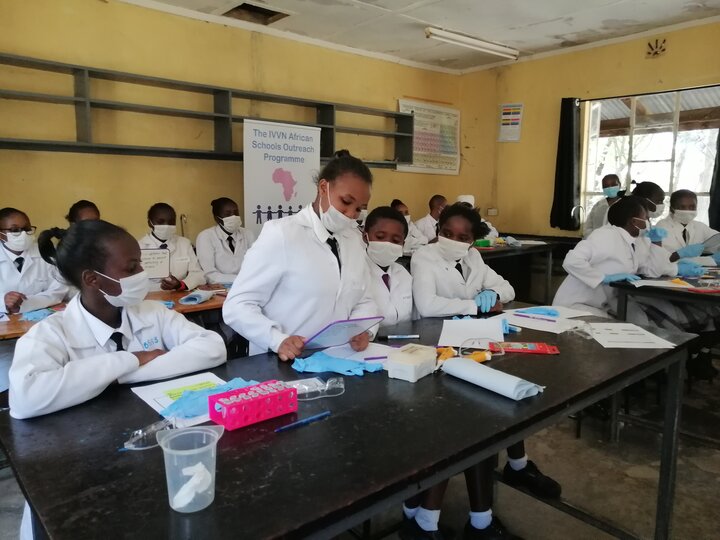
xmin=227 ymin=235 xmax=235 ymax=253
xmin=326 ymin=237 xmax=341 ymax=271
xmin=159 ymin=243 xmax=167 ymax=249
xmin=382 ymin=273 xmax=390 ymax=291
xmin=682 ymin=228 xmax=688 ymax=244
xmin=14 ymin=257 xmax=24 ymax=273
xmin=455 ymin=262 xmax=464 ymax=279
xmin=110 ymin=332 xmax=125 ymax=352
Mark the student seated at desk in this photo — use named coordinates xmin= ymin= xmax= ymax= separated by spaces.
xmin=414 ymin=194 xmax=446 ymax=242
xmin=583 ymin=174 xmax=623 ymax=238
xmin=363 ymin=206 xmax=412 ymax=326
xmin=655 ymin=189 xmax=720 ymax=267
xmin=196 ymin=197 xmax=256 ymax=284
xmin=138 ymin=202 xmax=205 ymax=291
xmin=406 ymin=203 xmax=560 ymax=540
xmin=456 ymin=195 xmax=498 ymax=239
xmin=65 ymin=199 xmax=100 ymax=223
xmin=390 ymin=199 xmax=427 ymax=255
xmin=0 ymin=207 xmax=69 ymax=392
xmin=223 ymin=150 xmax=378 ymax=360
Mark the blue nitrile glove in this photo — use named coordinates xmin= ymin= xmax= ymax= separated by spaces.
xmin=676 ymin=243 xmax=704 ymax=258
xmin=677 ymin=260 xmax=704 ymax=278
xmin=160 ymin=377 xmax=258 ymax=419
xmin=713 ymin=252 xmax=720 ymax=265
xmin=646 ymin=227 xmax=668 ymax=243
xmin=475 ymin=290 xmax=498 ymax=313
xmin=516 ymin=307 xmax=560 ymax=317
xmin=20 ymin=308 xmax=55 ymax=322
xmin=292 ymin=351 xmax=384 ymax=376
xmin=602 ymin=273 xmax=641 ymax=284
xmin=452 ymin=315 xmax=473 ymax=320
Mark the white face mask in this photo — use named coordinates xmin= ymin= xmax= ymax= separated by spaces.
xmin=357 ymin=209 xmax=369 ymax=225
xmin=219 ymin=215 xmax=242 ymax=233
xmin=367 ymin=241 xmax=403 ymax=268
xmin=672 ymin=210 xmax=696 ymax=225
xmin=436 ymin=235 xmax=471 ymax=262
xmin=2 ymin=230 xmax=34 ymax=253
xmin=632 ymin=217 xmax=650 ymax=234
xmin=152 ymin=224 xmax=177 ymax=242
xmin=647 ymin=201 xmax=665 ymax=219
xmin=96 ymin=270 xmax=151 ymax=308
xmin=319 ymin=183 xmax=358 ymax=234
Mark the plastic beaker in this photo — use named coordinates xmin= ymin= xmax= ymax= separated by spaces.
xmin=156 ymin=425 xmax=224 ymax=513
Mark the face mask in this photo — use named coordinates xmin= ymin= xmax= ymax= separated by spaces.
xmin=1 ymin=231 xmax=34 ymax=253
xmin=436 ymin=235 xmax=471 ymax=262
xmin=366 ymin=241 xmax=403 ymax=268
xmin=357 ymin=209 xmax=369 ymax=225
xmin=646 ymin=200 xmax=665 ymax=219
xmin=631 ymin=217 xmax=650 ymax=234
xmin=603 ymin=186 xmax=621 ymax=198
xmin=404 ymin=215 xmax=412 ymax=224
xmin=672 ymin=210 xmax=696 ymax=225
xmin=152 ymin=224 xmax=177 ymax=242
xmin=219 ymin=215 xmax=242 ymax=233
xmin=96 ymin=270 xmax=151 ymax=308
xmin=319 ymin=183 xmax=358 ymax=233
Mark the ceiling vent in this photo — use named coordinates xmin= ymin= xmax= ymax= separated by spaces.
xmin=222 ymin=3 xmax=289 ymax=25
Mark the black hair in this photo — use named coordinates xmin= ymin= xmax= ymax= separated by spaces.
xmin=601 ymin=174 xmax=620 ymax=184
xmin=38 ymin=220 xmax=132 ymax=289
xmin=390 ymin=199 xmax=405 ymax=210
xmin=65 ymin=200 xmax=99 ymax=223
xmin=631 ymin=181 xmax=665 ymax=202
xmin=211 ymin=197 xmax=236 ymax=216
xmin=607 ymin=196 xmax=646 ymax=227
xmin=147 ymin=202 xmax=176 ymax=222
xmin=670 ymin=189 xmax=697 ymax=208
xmin=438 ymin=203 xmax=489 ymax=240
xmin=428 ymin=194 xmax=446 ymax=210
xmin=316 ymin=149 xmax=372 ymax=185
xmin=364 ymin=206 xmax=409 ymax=238
xmin=0 ymin=207 xmax=28 ymax=223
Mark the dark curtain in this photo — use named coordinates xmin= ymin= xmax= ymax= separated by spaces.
xmin=550 ymin=98 xmax=581 ymax=230
xmin=708 ymin=130 xmax=720 ymax=230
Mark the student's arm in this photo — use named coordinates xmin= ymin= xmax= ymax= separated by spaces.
xmin=639 ymin=242 xmax=678 ymax=278
xmin=222 ymin=223 xmax=288 ymax=352
xmin=8 ymin=326 xmax=139 ymax=419
xmin=118 ymin=307 xmax=226 ymax=384
xmin=411 ymin=254 xmax=476 ymax=318
xmin=196 ymin=231 xmax=238 ymax=284
xmin=480 ymin=264 xmax=515 ymax=303
xmin=18 ymin=277 xmax=69 ymax=313
xmin=181 ymin=243 xmax=206 ymax=290
xmin=562 ymin=240 xmax=606 ymax=288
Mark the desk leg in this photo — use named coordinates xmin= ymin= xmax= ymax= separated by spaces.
xmin=616 ymin=289 xmax=628 ymax=321
xmin=609 ymin=392 xmax=621 ymax=443
xmin=654 ymin=356 xmax=685 ymax=540
xmin=545 ymin=250 xmax=553 ymax=305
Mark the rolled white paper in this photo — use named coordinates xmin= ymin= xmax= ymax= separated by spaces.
xmin=441 ymin=357 xmax=544 ymax=401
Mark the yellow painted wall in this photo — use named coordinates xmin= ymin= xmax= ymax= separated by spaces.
xmin=0 ymin=0 xmax=496 ymax=239
xmin=486 ymin=21 xmax=720 ymax=237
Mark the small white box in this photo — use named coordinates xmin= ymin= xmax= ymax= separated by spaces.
xmin=385 ymin=344 xmax=437 ymax=383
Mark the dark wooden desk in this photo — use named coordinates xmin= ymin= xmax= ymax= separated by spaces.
xmin=0 ymin=319 xmax=693 ymax=540
xmin=611 ymin=279 xmax=720 ymax=321
xmin=477 ymin=243 xmax=554 ymax=304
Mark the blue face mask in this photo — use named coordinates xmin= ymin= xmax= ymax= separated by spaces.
xmin=603 ymin=186 xmax=621 ymax=198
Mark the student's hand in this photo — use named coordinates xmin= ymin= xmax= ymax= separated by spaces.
xmin=349 ymin=332 xmax=370 ymax=352
xmin=278 ymin=336 xmax=306 ymax=362
xmin=4 ymin=291 xmax=26 ymax=314
xmin=475 ymin=290 xmax=498 ymax=313
xmin=677 ymin=260 xmax=704 ymax=278
xmin=602 ymin=273 xmax=641 ymax=284
xmin=676 ymin=243 xmax=704 ymax=258
xmin=133 ymin=349 xmax=167 ymax=366
xmin=646 ymin=227 xmax=668 ymax=244
xmin=161 ymin=275 xmax=182 ymax=290
xmin=489 ymin=301 xmax=504 ymax=313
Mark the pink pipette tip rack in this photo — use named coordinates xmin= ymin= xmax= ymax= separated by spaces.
xmin=208 ymin=380 xmax=298 ymax=431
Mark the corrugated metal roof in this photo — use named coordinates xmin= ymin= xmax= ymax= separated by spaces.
xmin=599 ymin=85 xmax=720 ymax=120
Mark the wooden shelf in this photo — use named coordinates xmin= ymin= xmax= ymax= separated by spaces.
xmin=336 ymin=126 xmax=413 ymax=138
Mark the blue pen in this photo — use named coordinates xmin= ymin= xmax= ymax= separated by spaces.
xmin=275 ymin=411 xmax=331 ymax=433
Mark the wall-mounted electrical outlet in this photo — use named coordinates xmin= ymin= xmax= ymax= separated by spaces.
xmin=487 ymin=208 xmax=498 ymax=216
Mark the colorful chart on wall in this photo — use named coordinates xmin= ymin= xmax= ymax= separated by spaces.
xmin=397 ymin=98 xmax=460 ymax=175
xmin=498 ymin=103 xmax=523 ymax=142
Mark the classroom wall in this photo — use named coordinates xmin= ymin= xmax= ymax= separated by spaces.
xmin=0 ymin=0 xmax=496 ymax=239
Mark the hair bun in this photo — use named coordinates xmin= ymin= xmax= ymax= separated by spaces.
xmin=334 ymin=149 xmax=352 ymax=159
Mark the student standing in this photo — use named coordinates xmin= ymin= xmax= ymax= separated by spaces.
xmin=223 ymin=150 xmax=378 ymax=359
xmin=584 ymin=174 xmax=623 ymax=238
xmin=196 ymin=197 xmax=256 ymax=284
xmin=65 ymin=200 xmax=100 ymax=223
xmin=414 ymin=194 xmax=446 ymax=242
xmin=390 ymin=199 xmax=428 ymax=255
xmin=138 ymin=202 xmax=205 ymax=291
xmin=364 ymin=206 xmax=412 ymax=327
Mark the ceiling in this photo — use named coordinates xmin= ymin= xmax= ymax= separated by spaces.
xmin=141 ymin=0 xmax=720 ymax=70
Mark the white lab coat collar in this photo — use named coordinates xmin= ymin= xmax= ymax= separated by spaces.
xmin=213 ymin=224 xmax=239 ymax=242
xmin=142 ymin=232 xmax=176 ymax=251
xmin=0 ymin=242 xmax=38 ymax=273
xmin=77 ymin=297 xmax=133 ymax=349
xmin=297 ymin=204 xmax=333 ymax=244
xmin=617 ymin=226 xmax=636 ymax=249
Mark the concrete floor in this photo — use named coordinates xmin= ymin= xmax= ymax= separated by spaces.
xmin=1 ymin=378 xmax=718 ymax=540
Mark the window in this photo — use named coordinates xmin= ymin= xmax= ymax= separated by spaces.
xmin=582 ymin=86 xmax=720 ymax=226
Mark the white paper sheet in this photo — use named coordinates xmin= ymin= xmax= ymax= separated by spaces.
xmin=131 ymin=373 xmax=226 ymax=427
xmin=141 ymin=248 xmax=171 ymax=279
xmin=518 ymin=240 xmax=547 ymax=246
xmin=631 ymin=280 xmax=691 ymax=289
xmin=504 ymin=306 xmax=592 ymax=319
xmin=304 ymin=317 xmax=384 ymax=349
xmin=588 ymin=323 xmax=675 ymax=349
xmin=324 ymin=342 xmax=397 ymax=362
xmin=437 ymin=318 xmax=505 ymax=347
xmin=442 ymin=357 xmax=543 ymax=400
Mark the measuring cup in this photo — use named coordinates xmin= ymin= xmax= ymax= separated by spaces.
xmin=156 ymin=425 xmax=224 ymax=513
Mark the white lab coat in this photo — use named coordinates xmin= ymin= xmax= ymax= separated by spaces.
xmin=366 ymin=258 xmax=413 ymax=327
xmin=414 ymin=214 xmax=438 ymax=242
xmin=656 ymin=216 xmax=718 ymax=267
xmin=583 ymin=199 xmax=609 ymax=238
xmin=403 ymin=221 xmax=428 ymax=255
xmin=411 ymin=243 xmax=515 ymax=318
xmin=8 ymin=295 xmax=226 ymax=419
xmin=196 ymin=225 xmax=256 ymax=284
xmin=223 ymin=205 xmax=379 ymax=355
xmin=0 ymin=243 xmax=69 ymax=392
xmin=553 ymin=225 xmax=678 ymax=320
xmin=138 ymin=234 xmax=206 ymax=291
